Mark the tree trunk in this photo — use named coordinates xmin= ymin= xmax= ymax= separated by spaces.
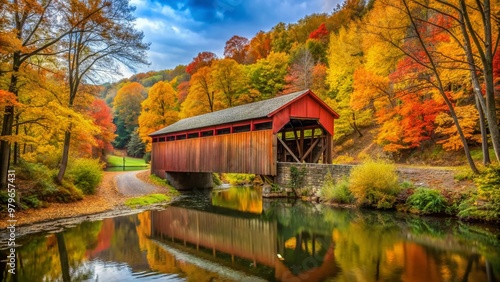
xmin=57 ymin=131 xmax=71 ymax=183
xmin=13 ymin=114 xmax=20 ymax=165
xmin=0 ymin=110 xmax=13 ymax=188
xmin=56 ymin=233 xmax=71 ymax=282
xmin=459 ymin=0 xmax=500 ymax=162
xmin=476 ymin=96 xmax=491 ymax=165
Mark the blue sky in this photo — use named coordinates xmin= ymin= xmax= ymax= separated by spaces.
xmin=127 ymin=0 xmax=343 ymax=76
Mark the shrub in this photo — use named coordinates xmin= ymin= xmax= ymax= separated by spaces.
xmin=349 ymin=159 xmax=400 ymax=209
xmin=289 ymin=166 xmax=306 ymax=189
xmin=406 ymin=188 xmax=447 ymax=214
xmin=459 ymin=164 xmax=500 ymax=222
xmin=143 ymin=152 xmax=151 ymax=163
xmin=55 ymin=181 xmax=84 ymax=202
xmin=67 ymin=158 xmax=103 ymax=194
xmin=222 ymin=173 xmax=255 ymax=186
xmin=333 ymin=154 xmax=354 ymax=164
xmin=20 ymin=195 xmax=43 ymax=209
xmin=454 ymin=166 xmax=476 ymax=181
xmin=321 ymin=173 xmax=354 ymax=204
xmin=212 ymin=173 xmax=222 ymax=186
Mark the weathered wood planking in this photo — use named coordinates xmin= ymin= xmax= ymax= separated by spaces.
xmin=152 ymin=129 xmax=275 ymax=175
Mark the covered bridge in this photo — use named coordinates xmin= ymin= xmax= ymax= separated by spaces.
xmin=150 ymin=89 xmax=339 ymax=189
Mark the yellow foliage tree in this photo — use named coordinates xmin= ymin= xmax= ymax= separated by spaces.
xmin=138 ymin=81 xmax=179 ymax=151
xmin=179 ymin=66 xmax=224 ymax=119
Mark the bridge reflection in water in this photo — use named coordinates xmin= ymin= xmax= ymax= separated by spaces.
xmin=150 ymin=203 xmax=338 ymax=281
xmin=151 ymin=206 xmax=277 ymax=267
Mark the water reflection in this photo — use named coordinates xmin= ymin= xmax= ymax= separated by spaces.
xmin=211 ymin=186 xmax=263 ymax=214
xmin=1 ymin=187 xmax=499 ymax=282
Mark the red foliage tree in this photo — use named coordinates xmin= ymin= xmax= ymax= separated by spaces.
xmin=89 ymin=99 xmax=116 ymax=160
xmin=224 ymin=35 xmax=249 ymax=64
xmin=309 ymin=23 xmax=329 ymax=42
xmin=186 ymin=51 xmax=217 ymax=75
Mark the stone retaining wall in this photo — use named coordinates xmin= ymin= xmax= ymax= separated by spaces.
xmin=275 ymin=163 xmax=354 ymax=196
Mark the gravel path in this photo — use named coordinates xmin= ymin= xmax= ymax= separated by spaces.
xmin=115 ymin=170 xmax=159 ymax=196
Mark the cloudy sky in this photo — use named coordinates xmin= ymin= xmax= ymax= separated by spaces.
xmin=126 ymin=0 xmax=343 ymax=76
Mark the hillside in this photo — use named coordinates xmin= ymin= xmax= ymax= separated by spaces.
xmin=333 ymin=125 xmax=484 ymax=167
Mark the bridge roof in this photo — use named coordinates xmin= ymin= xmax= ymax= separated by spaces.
xmin=151 ymin=89 xmax=337 ymax=136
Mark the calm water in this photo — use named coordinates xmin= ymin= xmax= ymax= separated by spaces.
xmin=1 ymin=187 xmax=500 ymax=282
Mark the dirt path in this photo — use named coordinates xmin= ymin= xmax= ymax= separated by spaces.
xmin=397 ymin=166 xmax=474 ymax=192
xmin=115 ymin=170 xmax=160 ymax=196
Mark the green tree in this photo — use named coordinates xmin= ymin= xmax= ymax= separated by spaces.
xmin=127 ymin=129 xmax=145 ymax=158
xmin=113 ymin=82 xmax=146 ymax=148
xmin=247 ymin=52 xmax=289 ymax=99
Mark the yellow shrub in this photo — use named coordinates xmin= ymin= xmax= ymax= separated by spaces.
xmin=349 ymin=159 xmax=400 ymax=209
xmin=333 ymin=154 xmax=354 ymax=164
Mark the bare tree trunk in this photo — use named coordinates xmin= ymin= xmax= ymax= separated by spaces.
xmin=476 ymin=96 xmax=491 ymax=165
xmin=57 ymin=131 xmax=71 ymax=183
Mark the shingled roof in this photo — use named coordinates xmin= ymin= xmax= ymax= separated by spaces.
xmin=150 ymin=89 xmax=321 ymax=136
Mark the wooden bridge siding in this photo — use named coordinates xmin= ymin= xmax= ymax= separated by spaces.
xmin=272 ymin=95 xmax=334 ymax=136
xmin=151 ymin=207 xmax=277 ymax=267
xmin=151 ymin=130 xmax=275 ymax=175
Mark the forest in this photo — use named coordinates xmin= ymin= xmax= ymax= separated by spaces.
xmin=1 ymin=0 xmax=499 ymax=218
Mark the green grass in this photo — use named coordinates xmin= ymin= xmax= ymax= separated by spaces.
xmin=125 ymin=194 xmax=171 ymax=208
xmin=149 ymin=175 xmax=180 ymax=196
xmin=106 ymin=155 xmax=148 ymax=167
xmin=470 ymin=148 xmax=496 ymax=161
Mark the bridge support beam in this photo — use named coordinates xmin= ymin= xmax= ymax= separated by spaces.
xmin=166 ymin=171 xmax=213 ymax=191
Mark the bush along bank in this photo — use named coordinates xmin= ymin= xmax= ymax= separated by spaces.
xmin=319 ymin=159 xmax=500 ymax=223
xmin=0 ymin=158 xmax=104 ymax=212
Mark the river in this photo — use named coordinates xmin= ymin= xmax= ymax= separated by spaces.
xmin=1 ymin=186 xmax=499 ymax=281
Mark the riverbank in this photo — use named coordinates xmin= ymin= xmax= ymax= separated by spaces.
xmin=0 ymin=170 xmax=176 ymax=231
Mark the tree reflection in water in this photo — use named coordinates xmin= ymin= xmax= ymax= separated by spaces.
xmin=1 ymin=189 xmax=499 ymax=282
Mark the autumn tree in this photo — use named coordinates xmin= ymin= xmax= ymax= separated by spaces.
xmin=367 ymin=0 xmax=479 ymax=172
xmin=180 ymin=66 xmax=223 ymax=118
xmin=88 ymin=99 xmax=116 ymax=161
xmin=247 ymin=52 xmax=289 ymax=99
xmin=186 ymin=51 xmax=217 ymax=75
xmin=327 ymin=22 xmax=371 ymax=138
xmin=138 ymin=81 xmax=178 ymax=152
xmin=270 ymin=22 xmax=293 ymax=53
xmin=0 ymin=0 xmax=108 ymax=187
xmin=113 ymin=82 xmax=147 ymax=149
xmin=246 ymin=31 xmax=272 ymax=64
xmin=309 ymin=23 xmax=329 ymax=42
xmin=55 ymin=0 xmax=149 ymax=182
xmin=224 ymin=35 xmax=249 ymax=64
xmin=418 ymin=0 xmax=500 ymax=163
xmin=211 ymin=58 xmax=249 ymax=107
xmin=284 ymin=47 xmax=315 ymax=93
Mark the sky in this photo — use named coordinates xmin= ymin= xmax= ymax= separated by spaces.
xmin=125 ymin=0 xmax=343 ymax=77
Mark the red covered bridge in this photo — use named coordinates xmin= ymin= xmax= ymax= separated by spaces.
xmin=150 ymin=89 xmax=339 ymax=189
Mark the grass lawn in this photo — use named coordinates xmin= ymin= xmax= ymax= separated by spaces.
xmin=107 ymin=155 xmax=148 ymax=167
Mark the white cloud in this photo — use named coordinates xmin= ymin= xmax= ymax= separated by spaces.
xmin=135 ymin=18 xmax=165 ymax=32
